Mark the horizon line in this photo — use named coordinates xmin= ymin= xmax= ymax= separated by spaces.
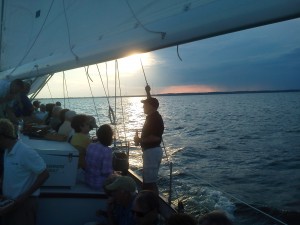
xmin=36 ymin=89 xmax=300 ymax=99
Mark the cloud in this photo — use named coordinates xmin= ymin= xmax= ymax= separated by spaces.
xmin=159 ymin=85 xmax=221 ymax=94
xmin=37 ymin=19 xmax=300 ymax=98
xmin=145 ymin=19 xmax=300 ymax=92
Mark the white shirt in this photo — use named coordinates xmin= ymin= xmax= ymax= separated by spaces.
xmin=57 ymin=121 xmax=73 ymax=138
xmin=3 ymin=141 xmax=47 ymax=199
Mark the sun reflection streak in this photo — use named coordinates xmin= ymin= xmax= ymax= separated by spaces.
xmin=112 ymin=97 xmax=146 ymax=168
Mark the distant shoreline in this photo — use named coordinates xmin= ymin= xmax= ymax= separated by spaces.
xmin=37 ymin=89 xmax=300 ymax=99
xmin=156 ymin=89 xmax=300 ymax=97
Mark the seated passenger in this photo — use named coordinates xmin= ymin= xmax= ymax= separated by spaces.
xmin=32 ymin=100 xmax=40 ymax=112
xmin=34 ymin=103 xmax=48 ymax=121
xmin=86 ymin=115 xmax=99 ymax=140
xmin=132 ymin=190 xmax=160 ymax=225
xmin=87 ymin=115 xmax=98 ymax=129
xmin=198 ymin=210 xmax=233 ymax=225
xmin=44 ymin=103 xmax=55 ymax=125
xmin=56 ymin=108 xmax=69 ymax=132
xmin=104 ymin=176 xmax=137 ymax=225
xmin=58 ymin=110 xmax=76 ymax=138
xmin=85 ymin=124 xmax=113 ymax=190
xmin=70 ymin=114 xmax=92 ymax=169
xmin=49 ymin=106 xmax=62 ymax=130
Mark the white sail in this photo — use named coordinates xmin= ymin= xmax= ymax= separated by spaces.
xmin=1 ymin=0 xmax=300 ymax=80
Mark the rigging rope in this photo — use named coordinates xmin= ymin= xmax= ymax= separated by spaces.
xmin=46 ymin=83 xmax=54 ymax=103
xmin=125 ymin=0 xmax=166 ymax=40
xmin=84 ymin=66 xmax=100 ymax=125
xmin=116 ymin=59 xmax=128 ymax=145
xmin=105 ymin=63 xmax=111 ymax=99
xmin=64 ymin=72 xmax=71 ymax=108
xmin=96 ymin=64 xmax=110 ymax=105
xmin=62 ymin=71 xmax=71 ymax=108
xmin=62 ymin=0 xmax=79 ymax=60
xmin=62 ymin=71 xmax=66 ymax=108
xmin=187 ymin=172 xmax=287 ymax=225
xmin=139 ymin=58 xmax=149 ymax=86
xmin=107 ymin=63 xmax=117 ymax=125
xmin=96 ymin=64 xmax=116 ymax=125
xmin=113 ymin=61 xmax=122 ymax=144
xmin=176 ymin=45 xmax=183 ymax=61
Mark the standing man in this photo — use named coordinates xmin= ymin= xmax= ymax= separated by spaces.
xmin=0 ymin=118 xmax=49 ymax=225
xmin=13 ymin=82 xmax=34 ymax=119
xmin=0 ymin=79 xmax=24 ymax=120
xmin=134 ymin=85 xmax=164 ymax=194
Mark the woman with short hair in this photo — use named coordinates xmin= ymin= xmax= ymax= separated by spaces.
xmin=85 ymin=124 xmax=113 ymax=189
xmin=70 ymin=114 xmax=92 ymax=170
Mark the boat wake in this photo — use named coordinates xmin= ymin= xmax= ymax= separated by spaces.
xmin=235 ymin=203 xmax=300 ymax=225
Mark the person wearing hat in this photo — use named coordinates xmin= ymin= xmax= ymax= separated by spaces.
xmin=131 ymin=190 xmax=160 ymax=225
xmin=0 ymin=118 xmax=49 ymax=225
xmin=134 ymin=88 xmax=164 ymax=195
xmin=104 ymin=176 xmax=136 ymax=225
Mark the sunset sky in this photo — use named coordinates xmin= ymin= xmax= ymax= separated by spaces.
xmin=36 ymin=18 xmax=300 ymax=98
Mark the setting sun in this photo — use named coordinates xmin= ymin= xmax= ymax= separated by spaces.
xmin=117 ymin=53 xmax=153 ymax=74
